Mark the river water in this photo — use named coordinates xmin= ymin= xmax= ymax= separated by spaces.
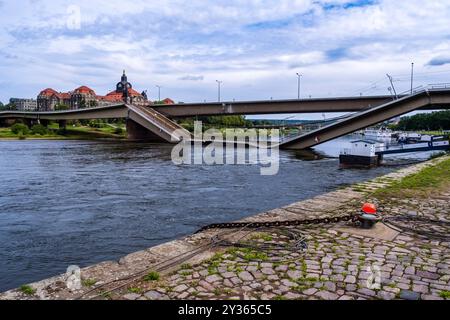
xmin=0 ymin=136 xmax=430 ymax=291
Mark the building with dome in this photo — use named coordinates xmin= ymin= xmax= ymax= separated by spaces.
xmin=102 ymin=70 xmax=148 ymax=106
xmin=36 ymin=71 xmax=150 ymax=111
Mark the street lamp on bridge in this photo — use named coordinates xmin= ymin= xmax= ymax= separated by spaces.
xmin=216 ymin=80 xmax=223 ymax=102
xmin=296 ymin=73 xmax=302 ymax=100
xmin=155 ymin=85 xmax=162 ymax=102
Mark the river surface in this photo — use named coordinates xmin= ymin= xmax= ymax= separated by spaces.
xmin=0 ymin=136 xmax=432 ymax=291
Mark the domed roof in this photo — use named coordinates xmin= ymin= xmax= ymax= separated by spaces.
xmin=73 ymin=86 xmax=96 ymax=95
xmin=39 ymin=88 xmax=58 ymax=97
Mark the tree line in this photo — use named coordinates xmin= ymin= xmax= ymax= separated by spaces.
xmin=394 ymin=110 xmax=450 ymax=131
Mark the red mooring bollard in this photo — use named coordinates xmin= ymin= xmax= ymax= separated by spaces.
xmin=358 ymin=203 xmax=381 ymax=229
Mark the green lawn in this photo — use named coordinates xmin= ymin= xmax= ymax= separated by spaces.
xmin=0 ymin=125 xmax=125 ymax=140
xmin=374 ymin=156 xmax=450 ymax=199
xmin=419 ymin=130 xmax=450 ymax=137
xmin=0 ymin=127 xmax=61 ymax=139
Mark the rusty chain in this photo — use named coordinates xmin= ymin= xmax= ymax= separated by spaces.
xmin=195 ymin=213 xmax=359 ymax=233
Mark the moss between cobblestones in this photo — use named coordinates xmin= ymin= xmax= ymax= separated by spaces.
xmin=82 ymin=278 xmax=97 ymax=287
xmin=143 ymin=271 xmax=160 ymax=281
xmin=207 ymin=265 xmax=218 ymax=275
xmin=128 ymin=287 xmax=143 ymax=294
xmin=250 ymin=232 xmax=273 ymax=242
xmin=242 ymin=250 xmax=268 ymax=262
xmin=100 ymin=291 xmax=112 ymax=299
xmin=19 ymin=285 xmax=36 ymax=295
xmin=180 ymin=263 xmax=192 ymax=270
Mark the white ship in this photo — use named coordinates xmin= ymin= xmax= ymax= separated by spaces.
xmin=364 ymin=128 xmax=394 ymax=139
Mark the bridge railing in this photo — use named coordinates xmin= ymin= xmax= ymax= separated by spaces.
xmin=428 ymin=83 xmax=450 ymax=90
xmin=393 ymin=83 xmax=450 ymax=99
xmin=130 ymin=104 xmax=191 ymax=138
xmin=396 ymin=85 xmax=425 ymax=97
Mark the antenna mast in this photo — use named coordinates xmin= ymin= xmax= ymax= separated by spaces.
xmin=386 ymin=74 xmax=397 ymax=99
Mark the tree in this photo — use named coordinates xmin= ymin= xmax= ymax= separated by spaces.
xmin=395 ymin=110 xmax=450 ymax=131
xmin=11 ymin=123 xmax=29 ymax=135
xmin=4 ymin=103 xmax=16 ymax=110
xmin=31 ymin=124 xmax=48 ymax=135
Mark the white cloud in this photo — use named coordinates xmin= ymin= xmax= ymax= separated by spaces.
xmin=178 ymin=75 xmax=204 ymax=81
xmin=1 ymin=0 xmax=450 ymax=115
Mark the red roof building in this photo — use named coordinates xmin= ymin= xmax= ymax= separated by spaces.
xmin=36 ymin=71 xmax=175 ymax=111
xmin=162 ymin=98 xmax=175 ymax=104
xmin=38 ymin=88 xmax=59 ymax=97
xmin=73 ymin=86 xmax=96 ymax=95
xmin=36 ymin=71 xmax=149 ymax=111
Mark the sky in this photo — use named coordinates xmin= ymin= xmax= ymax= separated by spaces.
xmin=1 ymin=0 xmax=450 ymax=119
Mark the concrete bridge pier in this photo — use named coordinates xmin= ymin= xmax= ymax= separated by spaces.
xmin=23 ymin=118 xmax=39 ymax=128
xmin=58 ymin=120 xmax=67 ymax=129
xmin=126 ymin=119 xmax=167 ymax=142
xmin=0 ymin=118 xmax=15 ymax=127
xmin=39 ymin=119 xmax=50 ymax=127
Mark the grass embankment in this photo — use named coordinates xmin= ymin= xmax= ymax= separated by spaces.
xmin=0 ymin=125 xmax=126 ymax=140
xmin=419 ymin=130 xmax=450 ymax=137
xmin=374 ymin=156 xmax=450 ymax=199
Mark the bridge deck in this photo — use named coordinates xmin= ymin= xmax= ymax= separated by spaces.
xmin=279 ymin=89 xmax=450 ymax=150
xmin=0 ymin=94 xmax=397 ymax=119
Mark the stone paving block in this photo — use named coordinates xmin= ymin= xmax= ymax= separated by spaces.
xmin=412 ymin=284 xmax=429 ymax=294
xmin=222 ymin=272 xmax=236 ymax=279
xmin=261 ymin=268 xmax=275 ymax=275
xmin=275 ymin=265 xmax=288 ymax=272
xmin=173 ymin=284 xmax=188 ymax=293
xmin=205 ymin=274 xmax=222 ymax=283
xmin=377 ymin=291 xmax=396 ymax=300
xmin=144 ymin=291 xmax=162 ymax=300
xmin=324 ymin=282 xmax=336 ymax=292
xmin=199 ymin=280 xmax=215 ymax=291
xmin=399 ymin=290 xmax=420 ymax=300
xmin=357 ymin=288 xmax=376 ymax=297
xmin=421 ymin=294 xmax=444 ymax=300
xmin=416 ymin=271 xmax=440 ymax=280
xmin=287 ymin=270 xmax=302 ymax=280
xmin=315 ymin=290 xmax=339 ymax=300
xmin=238 ymin=271 xmax=254 ymax=282
xmin=123 ymin=293 xmax=141 ymax=300
xmin=344 ymin=275 xmax=356 ymax=284
xmin=302 ymin=288 xmax=318 ymax=295
xmin=338 ymin=295 xmax=355 ymax=300
xmin=178 ymin=292 xmax=189 ymax=299
xmin=283 ymin=292 xmax=301 ymax=300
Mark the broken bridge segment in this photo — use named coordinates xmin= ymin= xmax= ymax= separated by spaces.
xmin=126 ymin=104 xmax=192 ymax=143
xmin=279 ymin=88 xmax=450 ymax=150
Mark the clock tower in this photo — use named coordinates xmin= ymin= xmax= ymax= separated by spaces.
xmin=116 ymin=70 xmax=133 ymax=103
